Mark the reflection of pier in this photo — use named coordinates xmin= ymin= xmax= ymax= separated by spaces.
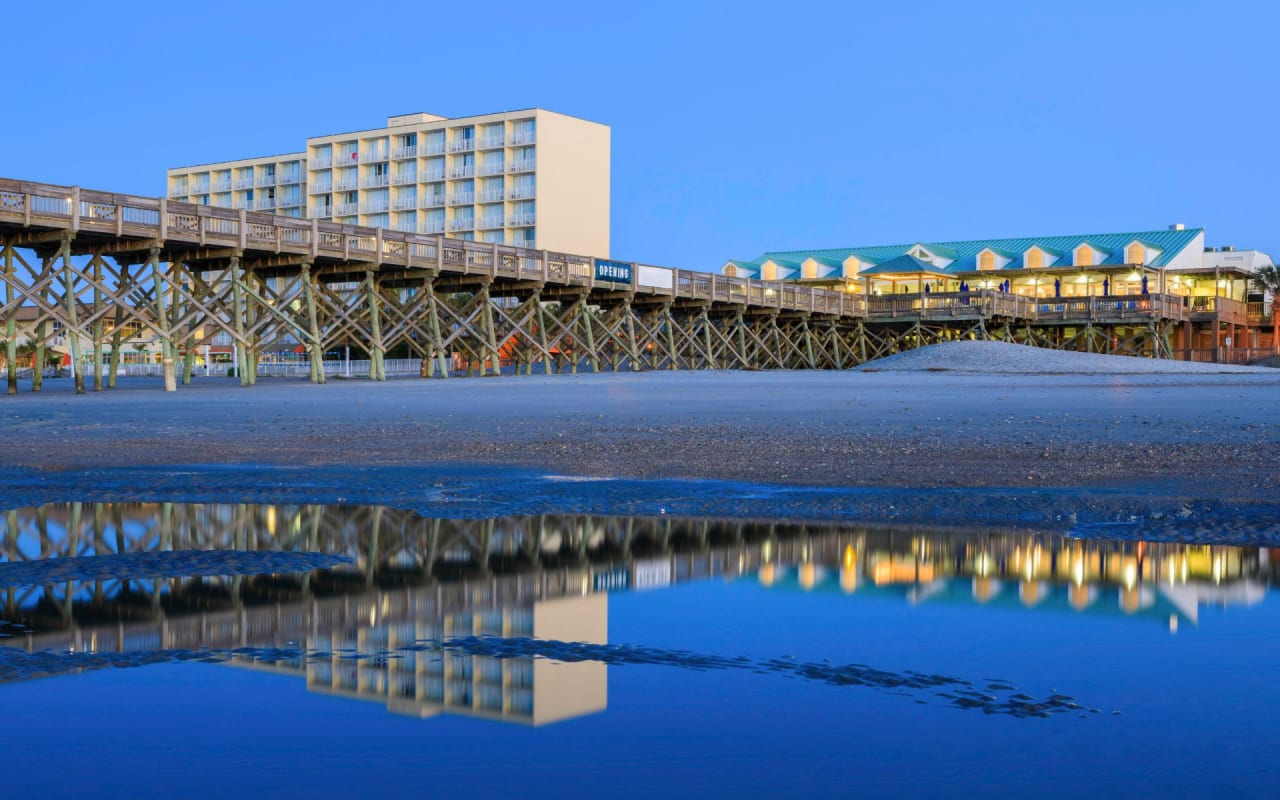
xmin=3 ymin=504 xmax=1278 ymax=723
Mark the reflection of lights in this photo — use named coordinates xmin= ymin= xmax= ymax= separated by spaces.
xmin=1123 ymin=561 xmax=1138 ymax=590
xmin=762 ymin=540 xmax=772 ymax=561
xmin=1168 ymin=614 xmax=1179 ymax=634
xmin=1072 ymin=556 xmax=1085 ymax=586
xmin=839 ymin=565 xmax=858 ymax=594
xmin=842 ymin=544 xmax=856 ymax=569
xmin=799 ymin=563 xmax=816 ymax=591
xmin=758 ymin=564 xmax=775 ymax=588
xmin=975 ymin=552 xmax=993 ymax=577
xmin=266 ymin=506 xmax=277 ymax=536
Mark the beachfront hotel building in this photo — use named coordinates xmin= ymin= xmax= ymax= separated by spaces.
xmin=166 ymin=108 xmax=611 ymax=257
xmin=724 ymin=226 xmax=1277 ymax=357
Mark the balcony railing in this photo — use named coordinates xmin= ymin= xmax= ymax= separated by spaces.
xmin=309 ymin=182 xmax=332 ymax=194
xmin=392 ymin=172 xmax=417 ymax=185
xmin=359 ymin=149 xmax=390 ymax=163
xmin=478 ymin=190 xmax=505 ymax=203
xmin=279 ymin=172 xmax=302 ymax=184
xmin=510 ymin=131 xmax=536 ymax=146
xmin=448 ymin=138 xmax=475 ymax=153
xmin=449 ymin=218 xmax=475 ymax=231
xmin=211 ymin=180 xmax=231 ymax=192
xmin=309 ymin=206 xmax=333 ymax=219
xmin=508 ymin=159 xmax=536 ymax=173
xmin=169 ymin=187 xmax=187 ymax=197
xmin=336 ymin=151 xmax=358 ymax=163
xmin=361 ymin=174 xmax=390 ymax=189
xmin=334 ymin=203 xmax=359 ymax=216
xmin=311 ymin=155 xmax=333 ymax=169
xmin=422 ymin=221 xmax=445 ymax=234
xmin=508 ymin=215 xmax=536 ymax=227
xmin=232 ymin=178 xmax=253 ymax=189
xmin=448 ymin=165 xmax=474 ymax=179
xmin=478 ymin=135 xmax=505 ymax=149
xmin=278 ymin=196 xmax=303 ymax=207
xmin=423 ymin=195 xmax=446 ymax=208
xmin=254 ymin=199 xmax=277 ymax=210
xmin=422 ymin=169 xmax=446 ymax=182
xmin=191 ymin=182 xmax=210 ymax=194
xmin=478 ymin=217 xmax=504 ymax=230
xmin=448 ymin=193 xmax=474 ymax=205
xmin=392 ymin=145 xmax=417 ymax=159
xmin=392 ymin=197 xmax=418 ymax=210
xmin=335 ymin=176 xmax=358 ymax=190
xmin=359 ymin=201 xmax=390 ymax=213
xmin=478 ymin=162 xmax=505 ymax=177
xmin=423 ymin=141 xmax=446 ymax=156
xmin=507 ymin=186 xmax=535 ymax=200
xmin=234 ymin=200 xmax=252 ymax=210
xmin=255 ymin=174 xmax=276 ymax=187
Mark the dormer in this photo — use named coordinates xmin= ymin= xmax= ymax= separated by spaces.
xmin=801 ymin=258 xmax=820 ymax=280
xmin=722 ymin=259 xmax=760 ymax=278
xmin=800 ymin=256 xmax=842 ymax=280
xmin=1123 ymin=239 xmax=1162 ymax=266
xmin=976 ymin=247 xmax=1016 ymax=271
xmin=759 ymin=258 xmax=802 ymax=281
xmin=907 ymin=244 xmax=956 ymax=269
xmin=843 ymin=255 xmax=863 ymax=277
xmin=1073 ymin=242 xmax=1109 ymax=267
xmin=1023 ymin=245 xmax=1061 ymax=269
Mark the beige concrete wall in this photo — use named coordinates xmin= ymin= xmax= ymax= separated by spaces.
xmin=534 ymin=109 xmax=611 ymax=257
xmin=531 ymin=593 xmax=608 ymax=725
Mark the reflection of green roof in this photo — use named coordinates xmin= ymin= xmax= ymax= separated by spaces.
xmin=857 ymin=254 xmax=951 ymax=277
xmin=757 ymin=227 xmax=1203 ymax=273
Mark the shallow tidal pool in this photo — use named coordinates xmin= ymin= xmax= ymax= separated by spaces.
xmin=2 ymin=502 xmax=1278 ymax=798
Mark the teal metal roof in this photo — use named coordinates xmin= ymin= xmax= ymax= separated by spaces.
xmin=758 ymin=227 xmax=1203 ymax=273
xmin=857 ymin=254 xmax=951 ymax=276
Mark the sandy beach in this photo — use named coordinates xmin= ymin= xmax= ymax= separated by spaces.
xmin=2 ymin=343 xmax=1278 ymax=503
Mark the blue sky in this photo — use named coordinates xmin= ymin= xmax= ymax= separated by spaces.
xmin=2 ymin=0 xmax=1275 ymax=269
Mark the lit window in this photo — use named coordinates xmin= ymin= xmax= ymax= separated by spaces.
xmin=762 ymin=262 xmax=777 ymax=281
xmin=802 ymin=260 xmax=818 ymax=279
xmin=1126 ymin=243 xmax=1145 ymax=265
xmin=1026 ymin=248 xmax=1044 ymax=269
xmin=978 ymin=251 xmax=995 ymax=271
xmin=1074 ymin=245 xmax=1094 ymax=267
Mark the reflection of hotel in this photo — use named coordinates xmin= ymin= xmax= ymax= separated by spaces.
xmin=4 ymin=503 xmax=1278 ymax=726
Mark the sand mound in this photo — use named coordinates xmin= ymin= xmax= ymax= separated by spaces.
xmin=855 ymin=340 xmax=1273 ymax=374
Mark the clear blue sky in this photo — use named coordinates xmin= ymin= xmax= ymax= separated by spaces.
xmin=2 ymin=0 xmax=1275 ymax=269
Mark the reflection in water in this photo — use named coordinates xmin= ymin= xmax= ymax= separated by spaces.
xmin=2 ymin=503 xmax=1276 ymax=724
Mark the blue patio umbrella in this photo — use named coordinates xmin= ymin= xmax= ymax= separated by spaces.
xmin=1103 ymin=277 xmax=1110 ymax=295
xmin=1141 ymin=275 xmax=1149 ymax=295
xmin=1054 ymin=277 xmax=1061 ymax=297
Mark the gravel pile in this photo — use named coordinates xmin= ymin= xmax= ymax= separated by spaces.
xmin=856 ymin=340 xmax=1274 ymax=374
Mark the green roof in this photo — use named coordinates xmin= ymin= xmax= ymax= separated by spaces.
xmin=857 ymin=254 xmax=951 ymax=276
xmin=757 ymin=227 xmax=1204 ymax=273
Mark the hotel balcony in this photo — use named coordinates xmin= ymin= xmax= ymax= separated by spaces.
xmin=508 ymin=214 xmax=536 ymax=227
xmin=478 ymin=135 xmax=505 ymax=149
xmin=278 ymin=197 xmax=303 ymax=208
xmin=478 ymin=189 xmax=505 ymax=203
xmin=507 ymin=187 xmax=535 ymax=200
xmin=311 ymin=155 xmax=333 ymax=169
xmin=233 ymin=177 xmax=254 ymax=189
xmin=392 ymin=197 xmax=418 ymax=210
xmin=508 ymin=159 xmax=536 ymax=173
xmin=361 ymin=174 xmax=391 ymax=189
xmin=234 ymin=200 xmax=252 ymax=210
xmin=392 ymin=145 xmax=417 ymax=160
xmin=256 ymin=175 xmax=277 ymax=187
xmin=448 ymin=193 xmax=475 ymax=205
xmin=423 ymin=141 xmax=446 ymax=156
xmin=335 ymin=202 xmax=358 ymax=216
xmin=448 ymin=165 xmax=475 ymax=179
xmin=211 ymin=179 xmax=231 ymax=192
xmin=359 ymin=201 xmax=390 ymax=214
xmin=422 ymin=221 xmax=445 ymax=234
xmin=254 ymin=198 xmax=277 ymax=210
xmin=449 ymin=218 xmax=475 ymax=231
xmin=391 ymin=172 xmax=417 ymax=185
xmin=478 ymin=216 xmax=505 ymax=230
xmin=191 ymin=182 xmax=211 ymax=194
xmin=169 ymin=187 xmax=187 ymax=198
xmin=422 ymin=169 xmax=446 ymax=182
xmin=478 ymin=162 xmax=506 ymax=177
xmin=448 ymin=138 xmax=475 ymax=153
xmin=310 ymin=182 xmax=333 ymax=194
xmin=280 ymin=172 xmax=302 ymax=185
xmin=423 ymin=195 xmax=446 ymax=208
xmin=510 ymin=131 xmax=536 ymax=146
xmin=359 ymin=149 xmax=390 ymax=164
xmin=309 ymin=206 xmax=333 ymax=219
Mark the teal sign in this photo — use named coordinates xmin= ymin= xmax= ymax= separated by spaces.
xmin=594 ymin=259 xmax=633 ymax=283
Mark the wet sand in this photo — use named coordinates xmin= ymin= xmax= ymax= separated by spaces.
xmin=1 ymin=367 xmax=1278 ymax=501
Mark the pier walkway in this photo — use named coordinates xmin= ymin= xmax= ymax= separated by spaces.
xmin=1 ymin=178 xmax=1205 ymax=393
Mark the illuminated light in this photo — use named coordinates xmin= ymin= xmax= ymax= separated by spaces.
xmin=842 ymin=544 xmax=857 ymax=569
xmin=1168 ymin=614 xmax=1179 ymax=634
xmin=1123 ymin=560 xmax=1138 ymax=590
xmin=266 ymin=506 xmax=277 ymax=536
xmin=1072 ymin=557 xmax=1085 ymax=586
xmin=973 ymin=577 xmax=996 ymax=603
xmin=1075 ymin=275 xmax=1088 ymax=284
xmin=1068 ymin=583 xmax=1092 ymax=611
xmin=1120 ymin=586 xmax=1141 ymax=614
xmin=1127 ymin=271 xmax=1141 ymax=282
xmin=762 ymin=540 xmax=773 ymax=561
xmin=758 ymin=564 xmax=776 ymax=588
xmin=975 ymin=552 xmax=993 ymax=577
xmin=799 ymin=562 xmax=817 ymax=591
xmin=839 ymin=566 xmax=858 ymax=594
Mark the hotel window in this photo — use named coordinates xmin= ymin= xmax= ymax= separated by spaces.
xmin=1126 ymin=243 xmax=1145 ymax=264
xmin=1074 ymin=245 xmax=1093 ymax=267
xmin=978 ymin=251 xmax=995 ymax=271
xmin=1025 ymin=248 xmax=1044 ymax=269
xmin=512 ymin=118 xmax=536 ymax=145
xmin=802 ymin=261 xmax=818 ymax=279
xmin=762 ymin=262 xmax=777 ymax=281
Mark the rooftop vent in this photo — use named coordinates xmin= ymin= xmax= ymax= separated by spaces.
xmin=1169 ymin=223 xmax=1185 ymax=231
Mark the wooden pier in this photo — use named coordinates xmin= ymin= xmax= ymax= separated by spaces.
xmin=0 ymin=177 xmax=1244 ymax=394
